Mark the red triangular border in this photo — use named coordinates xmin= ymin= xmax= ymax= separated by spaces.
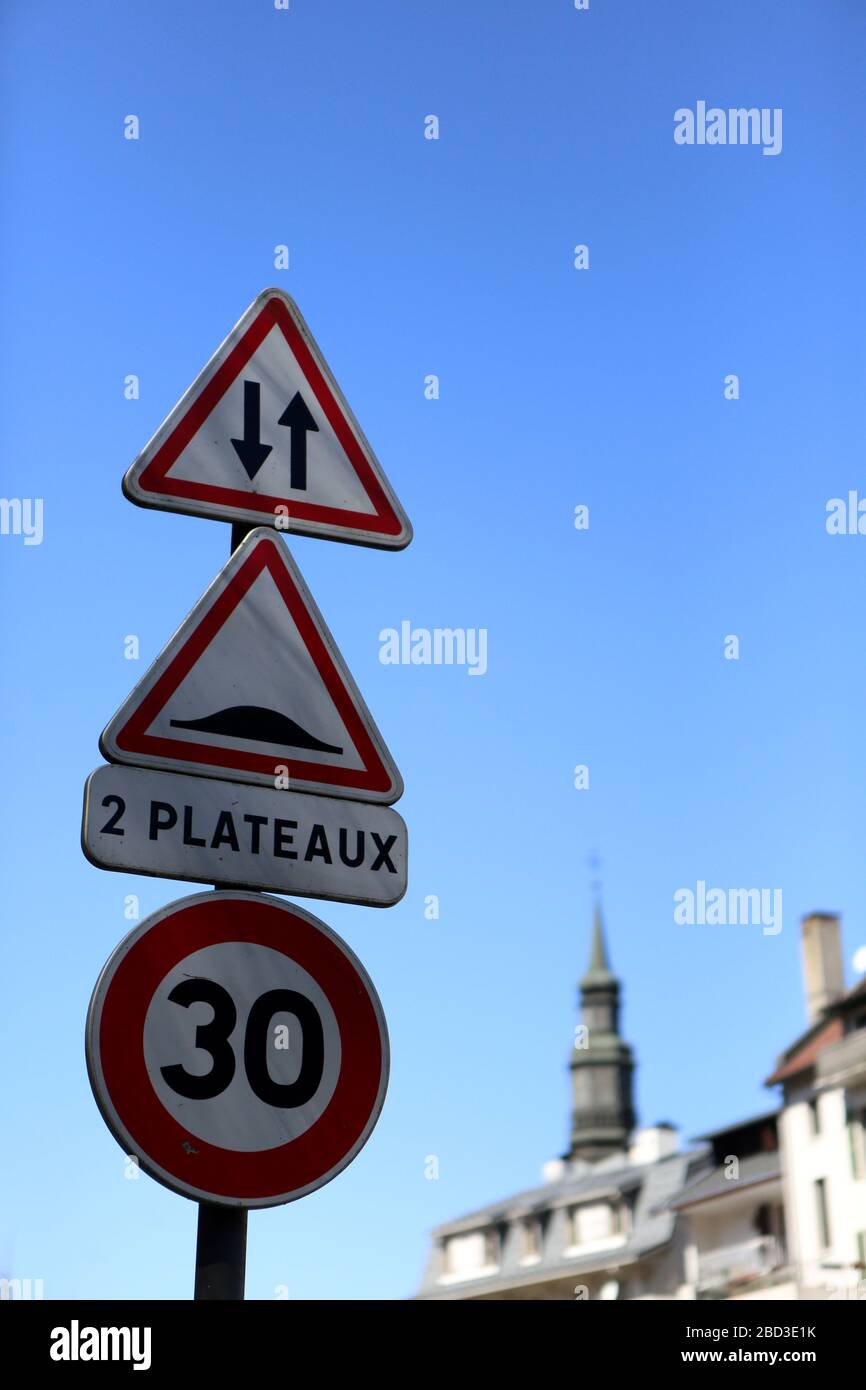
xmin=110 ymin=537 xmax=396 ymax=798
xmin=135 ymin=295 xmax=405 ymax=541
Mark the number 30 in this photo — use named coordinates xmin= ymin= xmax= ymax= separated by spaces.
xmin=160 ymin=980 xmax=325 ymax=1108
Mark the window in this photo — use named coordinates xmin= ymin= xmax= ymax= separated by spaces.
xmin=443 ymin=1228 xmax=499 ymax=1277
xmin=848 ymin=1109 xmax=866 ymax=1181
xmin=759 ymin=1124 xmax=778 ymax=1152
xmin=808 ymin=1097 xmax=821 ymax=1135
xmin=569 ymin=1201 xmax=626 ymax=1247
xmin=814 ymin=1178 xmax=831 ymax=1251
xmin=754 ymin=1203 xmax=772 ymax=1237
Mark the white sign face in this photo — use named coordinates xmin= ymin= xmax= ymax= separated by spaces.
xmin=86 ymin=892 xmax=390 ymax=1208
xmin=99 ymin=528 xmax=403 ymax=804
xmin=143 ymin=941 xmax=342 ymax=1153
xmin=122 ymin=289 xmax=412 ymax=549
xmin=82 ymin=764 xmax=407 ymax=906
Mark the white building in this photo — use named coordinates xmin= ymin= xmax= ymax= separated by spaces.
xmin=765 ymin=912 xmax=866 ymax=1299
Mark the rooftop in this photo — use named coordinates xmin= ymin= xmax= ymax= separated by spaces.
xmin=669 ymin=1151 xmax=781 ymax=1212
xmin=417 ymin=1147 xmax=708 ymax=1299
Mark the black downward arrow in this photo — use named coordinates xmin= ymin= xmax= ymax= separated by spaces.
xmin=230 ymin=381 xmax=273 ymax=480
xmin=278 ymin=391 xmax=319 ymax=491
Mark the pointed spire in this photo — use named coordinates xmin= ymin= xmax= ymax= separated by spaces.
xmin=580 ymin=901 xmax=616 ymax=987
xmin=568 ymin=903 xmax=637 ymax=1162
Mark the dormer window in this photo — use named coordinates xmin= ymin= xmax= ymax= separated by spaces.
xmin=568 ymin=1200 xmax=627 ymax=1248
xmin=442 ymin=1228 xmax=500 ymax=1280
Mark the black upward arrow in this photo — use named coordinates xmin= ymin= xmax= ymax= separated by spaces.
xmin=278 ymin=391 xmax=319 ymax=491
xmin=230 ymin=380 xmax=272 ymax=481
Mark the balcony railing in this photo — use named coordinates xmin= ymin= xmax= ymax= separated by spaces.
xmin=696 ymin=1236 xmax=786 ymax=1293
xmin=816 ymin=1028 xmax=866 ymax=1088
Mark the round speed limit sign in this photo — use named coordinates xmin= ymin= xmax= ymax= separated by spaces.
xmin=85 ymin=891 xmax=389 ymax=1207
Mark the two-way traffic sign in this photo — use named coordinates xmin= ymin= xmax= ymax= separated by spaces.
xmin=122 ymin=289 xmax=412 ymax=550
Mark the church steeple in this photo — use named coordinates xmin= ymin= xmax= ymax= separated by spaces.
xmin=567 ymin=904 xmax=636 ymax=1162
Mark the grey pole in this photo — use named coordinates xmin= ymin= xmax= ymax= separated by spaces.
xmin=194 ymin=1205 xmax=248 ymax=1300
xmin=231 ymin=519 xmax=255 ymax=551
xmin=194 ymin=517 xmax=260 ymax=1300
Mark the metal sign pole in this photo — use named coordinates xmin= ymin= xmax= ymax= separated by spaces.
xmin=194 ymin=518 xmax=257 ymax=1301
xmin=194 ymin=1205 xmax=248 ymax=1300
xmin=231 ymin=520 xmax=255 ymax=552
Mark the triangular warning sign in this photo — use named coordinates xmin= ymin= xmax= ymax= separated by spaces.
xmin=100 ymin=530 xmax=403 ymax=803
xmin=122 ymin=289 xmax=412 ymax=550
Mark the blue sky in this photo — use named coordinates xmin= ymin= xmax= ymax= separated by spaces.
xmin=2 ymin=0 xmax=865 ymax=1299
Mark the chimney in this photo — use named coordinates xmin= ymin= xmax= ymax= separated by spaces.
xmin=801 ymin=913 xmax=845 ymax=1023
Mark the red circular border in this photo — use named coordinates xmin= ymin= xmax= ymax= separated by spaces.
xmin=96 ymin=896 xmax=385 ymax=1201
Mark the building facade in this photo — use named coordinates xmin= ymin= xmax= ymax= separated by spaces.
xmin=765 ymin=913 xmax=866 ymax=1299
